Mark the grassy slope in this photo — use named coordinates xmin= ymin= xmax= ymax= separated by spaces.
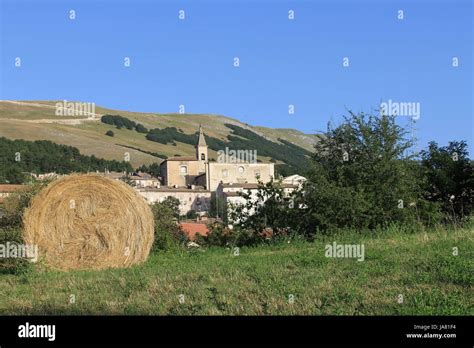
xmin=1 ymin=226 xmax=472 ymax=315
xmin=0 ymin=101 xmax=318 ymax=168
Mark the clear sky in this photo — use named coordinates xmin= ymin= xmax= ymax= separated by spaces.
xmin=1 ymin=0 xmax=472 ymax=151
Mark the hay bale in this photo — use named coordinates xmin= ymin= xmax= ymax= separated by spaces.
xmin=23 ymin=174 xmax=154 ymax=270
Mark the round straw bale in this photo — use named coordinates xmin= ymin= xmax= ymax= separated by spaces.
xmin=23 ymin=174 xmax=154 ymax=270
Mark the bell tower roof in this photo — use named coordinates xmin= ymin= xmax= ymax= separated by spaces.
xmin=196 ymin=124 xmax=207 ymax=147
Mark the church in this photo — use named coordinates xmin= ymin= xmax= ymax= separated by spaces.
xmin=159 ymin=125 xmax=275 ymax=191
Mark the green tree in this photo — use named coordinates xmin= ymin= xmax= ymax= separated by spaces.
xmin=151 ymin=200 xmax=186 ymax=250
xmin=137 ymin=163 xmax=161 ymax=178
xmin=420 ymin=141 xmax=474 ymax=224
xmin=135 ymin=124 xmax=148 ymax=133
xmin=228 ymin=177 xmax=299 ymax=236
xmin=3 ymin=166 xmax=25 ymax=184
xmin=161 ymin=196 xmax=180 ymax=219
xmin=301 ymin=111 xmax=432 ymax=232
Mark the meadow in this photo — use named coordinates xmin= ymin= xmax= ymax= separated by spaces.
xmin=1 ymin=225 xmax=472 ymax=315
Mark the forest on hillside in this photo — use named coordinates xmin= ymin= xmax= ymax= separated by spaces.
xmin=0 ymin=137 xmax=133 ymax=184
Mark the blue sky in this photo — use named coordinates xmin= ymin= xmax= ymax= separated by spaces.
xmin=1 ymin=0 xmax=472 ymax=151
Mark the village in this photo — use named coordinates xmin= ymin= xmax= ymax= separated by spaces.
xmin=0 ymin=125 xmax=306 ymax=239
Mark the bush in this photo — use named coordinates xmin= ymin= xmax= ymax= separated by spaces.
xmin=227 ymin=177 xmax=299 ymax=236
xmin=105 ymin=130 xmax=114 ymax=137
xmin=135 ymin=124 xmax=148 ymax=133
xmin=151 ymin=200 xmax=187 ymax=250
xmin=420 ymin=141 xmax=474 ymax=224
xmin=185 ymin=210 xmax=198 ymax=220
xmin=0 ymin=183 xmax=46 ymax=274
xmin=196 ymin=222 xmax=261 ymax=247
xmin=0 ymin=227 xmax=31 ymax=274
xmin=0 ymin=182 xmax=46 ymax=228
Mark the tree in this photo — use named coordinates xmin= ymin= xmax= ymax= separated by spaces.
xmin=228 ymin=177 xmax=300 ymax=236
xmin=301 ymin=111 xmax=433 ymax=232
xmin=135 ymin=124 xmax=148 ymax=133
xmin=185 ymin=210 xmax=198 ymax=220
xmin=3 ymin=167 xmax=25 ymax=184
xmin=420 ymin=141 xmax=474 ymax=224
xmin=161 ymin=196 xmax=180 ymax=219
xmin=151 ymin=200 xmax=186 ymax=250
xmin=105 ymin=130 xmax=114 ymax=137
xmin=137 ymin=163 xmax=161 ymax=178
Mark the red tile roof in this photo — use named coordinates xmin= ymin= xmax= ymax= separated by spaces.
xmin=180 ymin=222 xmax=209 ymax=240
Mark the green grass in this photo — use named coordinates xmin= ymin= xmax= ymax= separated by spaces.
xmin=0 ymin=226 xmax=472 ymax=315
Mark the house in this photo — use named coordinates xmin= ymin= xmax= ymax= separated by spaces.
xmin=129 ymin=172 xmax=160 ymax=188
xmin=100 ymin=171 xmax=160 ymax=188
xmin=281 ymin=174 xmax=307 ymax=187
xmin=30 ymin=172 xmax=60 ymax=181
xmin=137 ymin=186 xmax=211 ymax=215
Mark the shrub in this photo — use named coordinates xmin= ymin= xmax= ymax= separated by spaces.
xmin=0 ymin=182 xmax=46 ymax=228
xmin=185 ymin=210 xmax=198 ymax=220
xmin=105 ymin=130 xmax=114 ymax=137
xmin=227 ymin=177 xmax=299 ymax=236
xmin=135 ymin=124 xmax=148 ymax=133
xmin=196 ymin=222 xmax=261 ymax=247
xmin=0 ymin=183 xmax=45 ymax=274
xmin=0 ymin=227 xmax=31 ymax=274
xmin=151 ymin=200 xmax=187 ymax=250
xmin=420 ymin=141 xmax=474 ymax=224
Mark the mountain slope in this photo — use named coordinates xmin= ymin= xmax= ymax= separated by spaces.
xmin=0 ymin=100 xmax=318 ymax=171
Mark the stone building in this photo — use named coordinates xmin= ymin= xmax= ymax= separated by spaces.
xmin=206 ymin=162 xmax=274 ymax=192
xmin=160 ymin=125 xmax=275 ymax=191
xmin=159 ymin=125 xmax=208 ymax=188
xmin=137 ymin=187 xmax=211 ymax=216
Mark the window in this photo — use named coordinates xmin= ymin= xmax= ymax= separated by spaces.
xmin=180 ymin=165 xmax=187 ymax=175
xmin=238 ymin=166 xmax=245 ymax=174
xmin=201 ymin=153 xmax=205 ymax=160
xmin=222 ymin=169 xmax=228 ymax=177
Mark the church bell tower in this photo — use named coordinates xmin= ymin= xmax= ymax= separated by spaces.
xmin=196 ymin=125 xmax=208 ymax=174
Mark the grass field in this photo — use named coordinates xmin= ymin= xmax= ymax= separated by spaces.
xmin=0 ymin=226 xmax=472 ymax=315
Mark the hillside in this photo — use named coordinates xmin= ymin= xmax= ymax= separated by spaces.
xmin=0 ymin=101 xmax=318 ymax=172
